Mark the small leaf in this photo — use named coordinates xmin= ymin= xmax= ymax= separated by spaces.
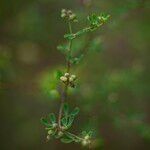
xmin=61 ymin=137 xmax=74 ymax=143
xmin=81 ymin=131 xmax=87 ymax=136
xmin=63 ymin=103 xmax=69 ymax=116
xmin=49 ymin=113 xmax=56 ymax=124
xmin=55 ymin=70 xmax=63 ymax=80
xmin=57 ymin=44 xmax=68 ymax=54
xmin=64 ymin=34 xmax=75 ymax=40
xmin=71 ymin=107 xmax=80 ymax=116
xmin=40 ymin=118 xmax=52 ymax=127
xmin=67 ymin=115 xmax=75 ymax=127
xmin=61 ymin=117 xmax=68 ymax=127
xmin=87 ymin=131 xmax=93 ymax=137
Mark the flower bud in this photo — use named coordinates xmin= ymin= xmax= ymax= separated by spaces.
xmin=61 ymin=13 xmax=66 ymax=18
xmin=82 ymin=140 xmax=88 ymax=146
xmin=69 ymin=14 xmax=76 ymax=20
xmin=61 ymin=9 xmax=66 ymax=14
xmin=48 ymin=130 xmax=53 ymax=135
xmin=69 ymin=77 xmax=74 ymax=82
xmin=84 ymin=135 xmax=90 ymax=140
xmin=60 ymin=76 xmax=67 ymax=82
xmin=71 ymin=74 xmax=76 ymax=79
xmin=52 ymin=123 xmax=57 ymax=128
xmin=64 ymin=72 xmax=70 ymax=77
xmin=58 ymin=131 xmax=64 ymax=137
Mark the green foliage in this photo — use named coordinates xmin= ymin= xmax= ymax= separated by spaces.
xmin=41 ymin=8 xmax=109 ymax=147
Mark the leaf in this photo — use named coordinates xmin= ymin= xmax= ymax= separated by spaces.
xmin=40 ymin=118 xmax=52 ymax=127
xmin=71 ymin=107 xmax=80 ymax=116
xmin=70 ymin=54 xmax=84 ymax=65
xmin=55 ymin=70 xmax=63 ymax=80
xmin=61 ymin=137 xmax=74 ymax=143
xmin=64 ymin=34 xmax=75 ymax=40
xmin=81 ymin=131 xmax=87 ymax=137
xmin=61 ymin=117 xmax=68 ymax=127
xmin=49 ymin=113 xmax=56 ymax=124
xmin=57 ymin=44 xmax=68 ymax=54
xmin=67 ymin=115 xmax=75 ymax=127
xmin=87 ymin=131 xmax=93 ymax=137
xmin=63 ymin=103 xmax=69 ymax=116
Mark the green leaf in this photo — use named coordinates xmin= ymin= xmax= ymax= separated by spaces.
xmin=81 ymin=131 xmax=87 ymax=136
xmin=63 ymin=103 xmax=69 ymax=116
xmin=55 ymin=70 xmax=63 ymax=80
xmin=87 ymin=131 xmax=93 ymax=137
xmin=49 ymin=113 xmax=56 ymax=124
xmin=70 ymin=54 xmax=84 ymax=65
xmin=64 ymin=34 xmax=75 ymax=40
xmin=71 ymin=107 xmax=80 ymax=116
xmin=57 ymin=44 xmax=68 ymax=54
xmin=40 ymin=118 xmax=52 ymax=127
xmin=67 ymin=115 xmax=75 ymax=127
xmin=61 ymin=117 xmax=68 ymax=127
xmin=61 ymin=137 xmax=74 ymax=143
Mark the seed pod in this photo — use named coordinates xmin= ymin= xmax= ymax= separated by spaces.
xmin=60 ymin=76 xmax=67 ymax=82
xmin=69 ymin=77 xmax=74 ymax=82
xmin=48 ymin=130 xmax=53 ymax=135
xmin=71 ymin=74 xmax=76 ymax=80
xmin=58 ymin=131 xmax=64 ymax=137
xmin=69 ymin=14 xmax=76 ymax=20
xmin=61 ymin=9 xmax=66 ymax=14
xmin=61 ymin=13 xmax=66 ymax=18
xmin=84 ymin=135 xmax=90 ymax=140
xmin=52 ymin=123 xmax=58 ymax=128
xmin=64 ymin=72 xmax=70 ymax=77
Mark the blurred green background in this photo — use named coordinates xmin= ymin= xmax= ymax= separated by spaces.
xmin=0 ymin=0 xmax=150 ymax=150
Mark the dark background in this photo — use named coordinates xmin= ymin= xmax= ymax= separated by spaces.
xmin=0 ymin=0 xmax=150 ymax=150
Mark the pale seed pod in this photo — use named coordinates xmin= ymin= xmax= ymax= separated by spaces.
xmin=71 ymin=74 xmax=76 ymax=80
xmin=48 ymin=130 xmax=53 ymax=135
xmin=52 ymin=123 xmax=57 ymax=128
xmin=69 ymin=77 xmax=74 ymax=82
xmin=60 ymin=76 xmax=67 ymax=82
xmin=64 ymin=72 xmax=70 ymax=77
xmin=84 ymin=135 xmax=90 ymax=140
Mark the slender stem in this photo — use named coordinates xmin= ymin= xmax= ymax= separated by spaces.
xmin=58 ymin=21 xmax=73 ymax=128
xmin=64 ymin=131 xmax=84 ymax=141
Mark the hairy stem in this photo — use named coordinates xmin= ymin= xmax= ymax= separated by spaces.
xmin=58 ymin=21 xmax=73 ymax=128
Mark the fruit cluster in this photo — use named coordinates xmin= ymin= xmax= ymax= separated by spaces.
xmin=61 ymin=9 xmax=78 ymax=22
xmin=60 ymin=73 xmax=77 ymax=88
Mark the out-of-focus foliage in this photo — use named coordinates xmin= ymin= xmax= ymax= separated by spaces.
xmin=0 ymin=0 xmax=149 ymax=150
